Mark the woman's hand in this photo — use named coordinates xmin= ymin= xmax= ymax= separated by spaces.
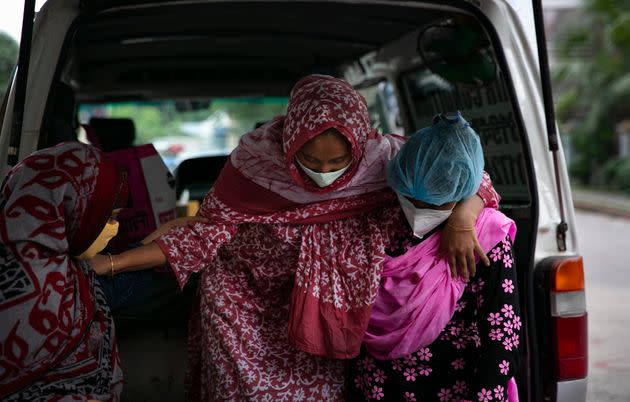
xmin=90 ymin=253 xmax=113 ymax=276
xmin=141 ymin=216 xmax=208 ymax=245
xmin=440 ymin=196 xmax=490 ymax=281
xmin=440 ymin=224 xmax=489 ymax=281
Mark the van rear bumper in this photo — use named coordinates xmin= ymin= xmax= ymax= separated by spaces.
xmin=557 ymin=378 xmax=587 ymax=402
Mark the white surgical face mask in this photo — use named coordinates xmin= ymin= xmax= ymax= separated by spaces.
xmin=397 ymin=194 xmax=453 ymax=239
xmin=295 ymin=158 xmax=351 ymax=188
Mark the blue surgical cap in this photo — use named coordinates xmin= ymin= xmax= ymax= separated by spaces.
xmin=386 ymin=112 xmax=484 ymax=205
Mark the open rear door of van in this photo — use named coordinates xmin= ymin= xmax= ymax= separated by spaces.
xmin=5 ymin=0 xmax=36 ymax=167
xmin=530 ymin=1 xmax=588 ymax=401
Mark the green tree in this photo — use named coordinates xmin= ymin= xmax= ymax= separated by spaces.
xmin=553 ymin=0 xmax=630 ymax=185
xmin=209 ymin=98 xmax=287 ymax=135
xmin=0 ymin=32 xmax=18 ymax=100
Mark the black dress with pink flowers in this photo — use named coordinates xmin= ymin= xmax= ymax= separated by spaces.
xmin=348 ymin=228 xmax=521 ymax=402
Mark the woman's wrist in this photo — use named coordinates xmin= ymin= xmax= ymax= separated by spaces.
xmin=446 ymin=221 xmax=475 ymax=232
xmin=451 ymin=195 xmax=483 ymax=227
xmin=107 ymin=253 xmax=115 ymax=276
xmin=449 ymin=208 xmax=476 ymax=228
xmin=110 ymin=252 xmax=128 ymax=275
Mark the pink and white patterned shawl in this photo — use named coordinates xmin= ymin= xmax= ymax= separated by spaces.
xmin=0 ymin=142 xmax=127 ymax=397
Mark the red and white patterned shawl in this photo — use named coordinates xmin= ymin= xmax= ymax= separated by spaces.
xmin=0 ymin=142 xmax=127 ymax=397
xmin=157 ymin=75 xmax=405 ymax=359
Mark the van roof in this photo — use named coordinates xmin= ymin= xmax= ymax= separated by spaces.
xmin=64 ymin=1 xmax=454 ymax=101
xmin=46 ymin=0 xmax=538 ymax=102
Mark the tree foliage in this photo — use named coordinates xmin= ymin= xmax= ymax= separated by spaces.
xmin=552 ymin=0 xmax=630 ymax=185
xmin=0 ymin=32 xmax=18 ymax=100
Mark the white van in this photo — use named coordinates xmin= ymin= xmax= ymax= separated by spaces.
xmin=0 ymin=1 xmax=586 ymax=401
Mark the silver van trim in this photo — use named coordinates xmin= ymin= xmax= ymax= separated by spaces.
xmin=557 ymin=378 xmax=588 ymax=402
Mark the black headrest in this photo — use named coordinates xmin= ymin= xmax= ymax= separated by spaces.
xmin=175 ymin=155 xmax=229 ymax=200
xmin=89 ymin=117 xmax=136 ymax=152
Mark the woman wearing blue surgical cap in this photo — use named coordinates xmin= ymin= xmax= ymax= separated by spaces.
xmin=349 ymin=113 xmax=521 ymax=402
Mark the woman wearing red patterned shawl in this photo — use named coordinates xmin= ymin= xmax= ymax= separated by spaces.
xmin=0 ymin=142 xmax=128 ymax=402
xmin=91 ymin=75 xmax=500 ymax=401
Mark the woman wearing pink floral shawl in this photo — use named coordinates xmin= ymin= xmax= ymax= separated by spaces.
xmin=91 ymin=75 xmax=500 ymax=401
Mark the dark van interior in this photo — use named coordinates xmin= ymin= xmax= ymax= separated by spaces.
xmin=37 ymin=1 xmax=540 ymax=401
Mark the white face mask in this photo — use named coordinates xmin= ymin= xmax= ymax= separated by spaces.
xmin=397 ymin=194 xmax=453 ymax=239
xmin=295 ymin=158 xmax=351 ymax=188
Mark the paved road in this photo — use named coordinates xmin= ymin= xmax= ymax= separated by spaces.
xmin=576 ymin=210 xmax=630 ymax=402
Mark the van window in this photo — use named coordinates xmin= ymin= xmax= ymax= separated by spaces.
xmin=78 ymin=97 xmax=288 ymax=171
xmin=400 ymin=68 xmax=530 ymax=203
xmin=357 ymin=81 xmax=404 ymax=136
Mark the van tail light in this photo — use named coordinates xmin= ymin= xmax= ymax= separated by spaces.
xmin=550 ymin=257 xmax=587 ymax=381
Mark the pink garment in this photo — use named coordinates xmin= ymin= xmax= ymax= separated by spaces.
xmin=363 ymin=208 xmax=516 ymax=360
xmin=508 ymin=377 xmax=520 ymax=402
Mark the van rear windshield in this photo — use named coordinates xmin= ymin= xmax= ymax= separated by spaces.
xmin=78 ymin=97 xmax=288 ymax=171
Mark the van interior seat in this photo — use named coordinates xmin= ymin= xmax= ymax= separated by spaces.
xmin=89 ymin=117 xmax=136 ymax=152
xmin=175 ymin=155 xmax=229 ymax=202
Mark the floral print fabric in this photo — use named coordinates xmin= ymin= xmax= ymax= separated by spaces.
xmin=350 ymin=234 xmax=521 ymax=402
xmin=157 ymin=179 xmax=500 ymax=401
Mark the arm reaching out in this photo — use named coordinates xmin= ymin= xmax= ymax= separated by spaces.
xmin=90 ymin=242 xmax=166 ymax=276
xmin=89 ymin=216 xmax=207 ymax=276
xmin=91 ymin=213 xmax=237 ymax=292
xmin=141 ymin=216 xmax=208 ymax=245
